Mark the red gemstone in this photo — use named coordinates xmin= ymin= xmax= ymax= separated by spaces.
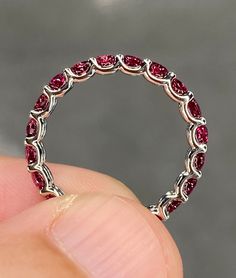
xmin=26 ymin=118 xmax=38 ymax=137
xmin=194 ymin=152 xmax=205 ymax=171
xmin=167 ymin=200 xmax=182 ymax=213
xmin=184 ymin=178 xmax=197 ymax=196
xmin=25 ymin=145 xmax=37 ymax=164
xmin=49 ymin=73 xmax=66 ymax=90
xmin=171 ymin=78 xmax=188 ymax=95
xmin=123 ymin=55 xmax=144 ymax=68
xmin=196 ymin=125 xmax=208 ymax=144
xmin=188 ymin=99 xmax=202 ymax=119
xmin=96 ymin=55 xmax=117 ymax=67
xmin=156 ymin=215 xmax=163 ymax=221
xmin=150 ymin=62 xmax=168 ymax=78
xmin=71 ymin=61 xmax=90 ymax=76
xmin=34 ymin=94 xmax=49 ymax=111
xmin=45 ymin=194 xmax=55 ymax=200
xmin=32 ymin=171 xmax=45 ymax=190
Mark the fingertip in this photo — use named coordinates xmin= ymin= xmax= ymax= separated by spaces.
xmin=0 ymin=157 xmax=183 ymax=277
xmin=0 ymin=156 xmax=139 ymax=220
xmin=116 ymin=197 xmax=183 ymax=278
xmin=1 ymin=193 xmax=182 ymax=277
xmin=49 ymin=194 xmax=183 ymax=277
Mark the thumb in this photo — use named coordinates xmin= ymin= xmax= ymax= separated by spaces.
xmin=0 ymin=193 xmax=182 ymax=278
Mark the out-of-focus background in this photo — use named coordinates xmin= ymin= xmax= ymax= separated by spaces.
xmin=0 ymin=0 xmax=235 ymax=276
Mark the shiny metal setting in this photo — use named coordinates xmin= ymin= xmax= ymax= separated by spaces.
xmin=25 ymin=54 xmax=207 ymax=221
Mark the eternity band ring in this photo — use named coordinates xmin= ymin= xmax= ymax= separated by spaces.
xmin=24 ymin=54 xmax=208 ymax=221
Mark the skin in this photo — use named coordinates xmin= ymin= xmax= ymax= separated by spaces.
xmin=0 ymin=157 xmax=183 ymax=277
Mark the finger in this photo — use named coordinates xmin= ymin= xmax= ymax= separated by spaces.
xmin=0 ymin=194 xmax=183 ymax=278
xmin=0 ymin=156 xmax=138 ymax=220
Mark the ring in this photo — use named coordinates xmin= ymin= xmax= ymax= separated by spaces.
xmin=25 ymin=54 xmax=208 ymax=221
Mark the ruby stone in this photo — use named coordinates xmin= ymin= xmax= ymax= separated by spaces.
xmin=167 ymin=200 xmax=182 ymax=213
xmin=45 ymin=194 xmax=55 ymax=200
xmin=70 ymin=61 xmax=90 ymax=76
xmin=26 ymin=118 xmax=38 ymax=137
xmin=155 ymin=215 xmax=163 ymax=221
xmin=32 ymin=171 xmax=45 ymax=190
xmin=25 ymin=145 xmax=37 ymax=164
xmin=194 ymin=152 xmax=205 ymax=171
xmin=49 ymin=73 xmax=66 ymax=90
xmin=196 ymin=125 xmax=208 ymax=144
xmin=96 ymin=55 xmax=117 ymax=67
xmin=188 ymin=99 xmax=202 ymax=119
xmin=123 ymin=55 xmax=144 ymax=68
xmin=34 ymin=94 xmax=49 ymax=111
xmin=171 ymin=78 xmax=188 ymax=95
xmin=184 ymin=178 xmax=197 ymax=196
xmin=150 ymin=62 xmax=168 ymax=78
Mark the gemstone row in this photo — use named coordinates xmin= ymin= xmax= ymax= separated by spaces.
xmin=44 ymin=55 xmax=192 ymax=98
xmin=25 ymin=54 xmax=207 ymax=218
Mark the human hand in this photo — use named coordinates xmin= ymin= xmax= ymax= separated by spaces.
xmin=0 ymin=157 xmax=182 ymax=277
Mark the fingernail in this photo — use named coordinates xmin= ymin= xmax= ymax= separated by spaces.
xmin=50 ymin=194 xmax=168 ymax=278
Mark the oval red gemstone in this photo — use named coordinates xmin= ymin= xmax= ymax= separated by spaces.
xmin=184 ymin=178 xmax=197 ymax=196
xmin=71 ymin=61 xmax=90 ymax=76
xmin=194 ymin=152 xmax=205 ymax=171
xmin=123 ymin=55 xmax=144 ymax=68
xmin=167 ymin=200 xmax=182 ymax=213
xmin=26 ymin=118 xmax=38 ymax=137
xmin=96 ymin=55 xmax=117 ymax=67
xmin=45 ymin=194 xmax=55 ymax=200
xmin=171 ymin=78 xmax=188 ymax=95
xmin=49 ymin=73 xmax=66 ymax=90
xmin=156 ymin=215 xmax=163 ymax=221
xmin=188 ymin=99 xmax=202 ymax=119
xmin=150 ymin=62 xmax=168 ymax=78
xmin=32 ymin=171 xmax=45 ymax=190
xmin=34 ymin=94 xmax=49 ymax=111
xmin=25 ymin=145 xmax=37 ymax=164
xmin=196 ymin=125 xmax=208 ymax=144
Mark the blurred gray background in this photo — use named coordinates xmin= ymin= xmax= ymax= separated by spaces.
xmin=0 ymin=0 xmax=235 ymax=277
